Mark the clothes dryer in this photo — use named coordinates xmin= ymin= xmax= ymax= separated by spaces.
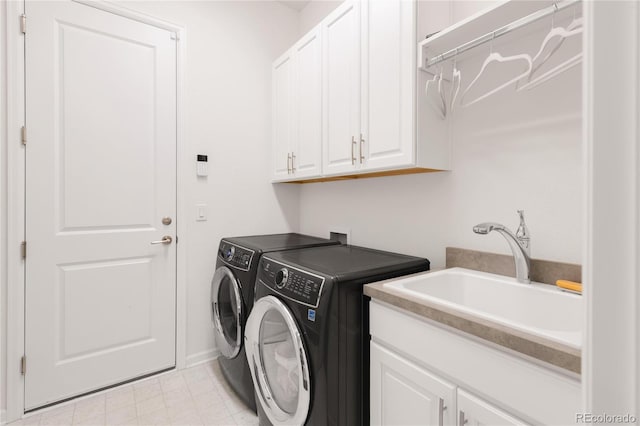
xmin=245 ymin=245 xmax=430 ymax=425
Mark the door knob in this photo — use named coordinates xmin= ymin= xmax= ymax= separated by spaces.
xmin=150 ymin=236 xmax=173 ymax=245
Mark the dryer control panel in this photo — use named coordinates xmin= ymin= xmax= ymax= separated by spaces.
xmin=260 ymin=258 xmax=325 ymax=308
xmin=218 ymin=242 xmax=254 ymax=271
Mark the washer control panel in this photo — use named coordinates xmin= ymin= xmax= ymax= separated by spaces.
xmin=218 ymin=242 xmax=254 ymax=271
xmin=261 ymin=259 xmax=325 ymax=308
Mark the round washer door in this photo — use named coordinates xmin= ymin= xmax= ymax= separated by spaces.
xmin=210 ymin=266 xmax=244 ymax=359
xmin=245 ymin=296 xmax=311 ymax=425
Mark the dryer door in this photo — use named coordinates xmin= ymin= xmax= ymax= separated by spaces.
xmin=210 ymin=266 xmax=244 ymax=358
xmin=245 ymin=296 xmax=311 ymax=425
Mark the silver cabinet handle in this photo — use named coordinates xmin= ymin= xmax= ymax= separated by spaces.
xmin=291 ymin=152 xmax=296 ymax=172
xmin=351 ymin=136 xmax=357 ymax=165
xmin=360 ymin=133 xmax=365 ymax=163
xmin=287 ymin=153 xmax=292 ymax=174
xmin=459 ymin=410 xmax=468 ymax=426
xmin=150 ymin=235 xmax=172 ymax=245
xmin=438 ymin=399 xmax=447 ymax=426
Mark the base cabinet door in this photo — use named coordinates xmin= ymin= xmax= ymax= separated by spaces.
xmin=457 ymin=389 xmax=529 ymax=426
xmin=371 ymin=341 xmax=456 ymax=426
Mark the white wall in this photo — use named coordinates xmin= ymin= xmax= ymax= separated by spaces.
xmin=298 ymin=0 xmax=342 ymax=34
xmin=297 ymin=2 xmax=582 ymax=268
xmin=112 ymin=0 xmax=301 ymax=365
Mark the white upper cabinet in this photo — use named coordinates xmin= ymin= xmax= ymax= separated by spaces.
xmin=272 ymin=0 xmax=452 ymax=182
xmin=292 ymin=26 xmax=323 ymax=179
xmin=322 ymin=0 xmax=362 ymax=176
xmin=272 ymin=27 xmax=323 ymax=182
xmin=272 ymin=50 xmax=294 ymax=181
xmin=360 ymin=0 xmax=416 ymax=171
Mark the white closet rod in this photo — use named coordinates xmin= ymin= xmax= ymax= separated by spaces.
xmin=424 ymin=0 xmax=581 ymax=68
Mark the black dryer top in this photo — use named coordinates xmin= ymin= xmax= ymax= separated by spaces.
xmin=222 ymin=233 xmax=338 ymax=252
xmin=264 ymin=244 xmax=430 ymax=284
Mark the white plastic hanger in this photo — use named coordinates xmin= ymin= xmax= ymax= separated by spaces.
xmin=449 ymin=51 xmax=462 ymax=112
xmin=460 ymin=34 xmax=533 ymax=108
xmin=518 ymin=11 xmax=583 ymax=91
xmin=518 ymin=52 xmax=582 ymax=91
xmin=424 ymin=65 xmax=447 ymax=119
xmin=437 ymin=65 xmax=448 ymax=115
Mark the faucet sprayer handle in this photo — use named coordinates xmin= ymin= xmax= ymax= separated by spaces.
xmin=516 ymin=210 xmax=530 ymax=252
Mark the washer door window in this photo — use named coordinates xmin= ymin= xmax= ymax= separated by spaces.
xmin=245 ymin=296 xmax=310 ymax=425
xmin=211 ymin=266 xmax=243 ymax=358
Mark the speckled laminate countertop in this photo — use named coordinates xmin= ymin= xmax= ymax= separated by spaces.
xmin=364 ymin=275 xmax=581 ymax=374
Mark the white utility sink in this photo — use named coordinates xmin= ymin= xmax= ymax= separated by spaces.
xmin=384 ymin=267 xmax=583 ymax=349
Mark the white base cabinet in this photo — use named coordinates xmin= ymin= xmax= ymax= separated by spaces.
xmin=369 ymin=301 xmax=581 ymax=426
xmin=458 ymin=389 xmax=527 ymax=426
xmin=371 ymin=340 xmax=529 ymax=426
xmin=371 ymin=341 xmax=456 ymax=426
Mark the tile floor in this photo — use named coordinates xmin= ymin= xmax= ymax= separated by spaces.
xmin=9 ymin=359 xmax=258 ymax=426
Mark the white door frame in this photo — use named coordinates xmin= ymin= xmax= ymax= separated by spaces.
xmin=4 ymin=1 xmax=187 ymax=422
xmin=582 ymin=1 xmax=639 ymax=418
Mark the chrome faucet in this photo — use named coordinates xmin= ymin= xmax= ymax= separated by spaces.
xmin=473 ymin=210 xmax=531 ymax=284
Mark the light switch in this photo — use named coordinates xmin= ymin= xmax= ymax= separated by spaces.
xmin=196 ymin=204 xmax=207 ymax=221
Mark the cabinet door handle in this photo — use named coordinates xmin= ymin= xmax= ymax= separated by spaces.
xmin=459 ymin=410 xmax=468 ymax=426
xmin=438 ymin=399 xmax=447 ymax=426
xmin=351 ymin=136 xmax=357 ymax=165
xmin=287 ymin=153 xmax=292 ymax=174
xmin=360 ymin=133 xmax=365 ymax=164
xmin=291 ymin=152 xmax=296 ymax=172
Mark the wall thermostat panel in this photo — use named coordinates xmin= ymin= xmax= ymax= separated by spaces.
xmin=197 ymin=154 xmax=208 ymax=176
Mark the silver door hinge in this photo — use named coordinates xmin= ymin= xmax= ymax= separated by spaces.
xmin=21 ymin=126 xmax=27 ymax=145
xmin=20 ymin=14 xmax=26 ymax=34
xmin=21 ymin=356 xmax=26 ymax=375
xmin=20 ymin=241 xmax=26 ymax=259
xmin=170 ymin=33 xmax=179 ymax=41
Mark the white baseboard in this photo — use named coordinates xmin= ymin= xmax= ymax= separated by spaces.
xmin=185 ymin=348 xmax=219 ymax=368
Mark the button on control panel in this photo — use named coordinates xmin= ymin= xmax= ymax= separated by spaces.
xmin=218 ymin=242 xmax=254 ymax=270
xmin=261 ymin=259 xmax=324 ymax=307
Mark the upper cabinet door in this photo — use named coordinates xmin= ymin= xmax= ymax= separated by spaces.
xmin=322 ymin=0 xmax=361 ymax=176
xmin=361 ymin=0 xmax=416 ymax=171
xmin=272 ymin=50 xmax=294 ymax=181
xmin=291 ymin=26 xmax=323 ymax=179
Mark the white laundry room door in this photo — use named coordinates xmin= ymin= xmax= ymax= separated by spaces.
xmin=24 ymin=0 xmax=177 ymax=409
